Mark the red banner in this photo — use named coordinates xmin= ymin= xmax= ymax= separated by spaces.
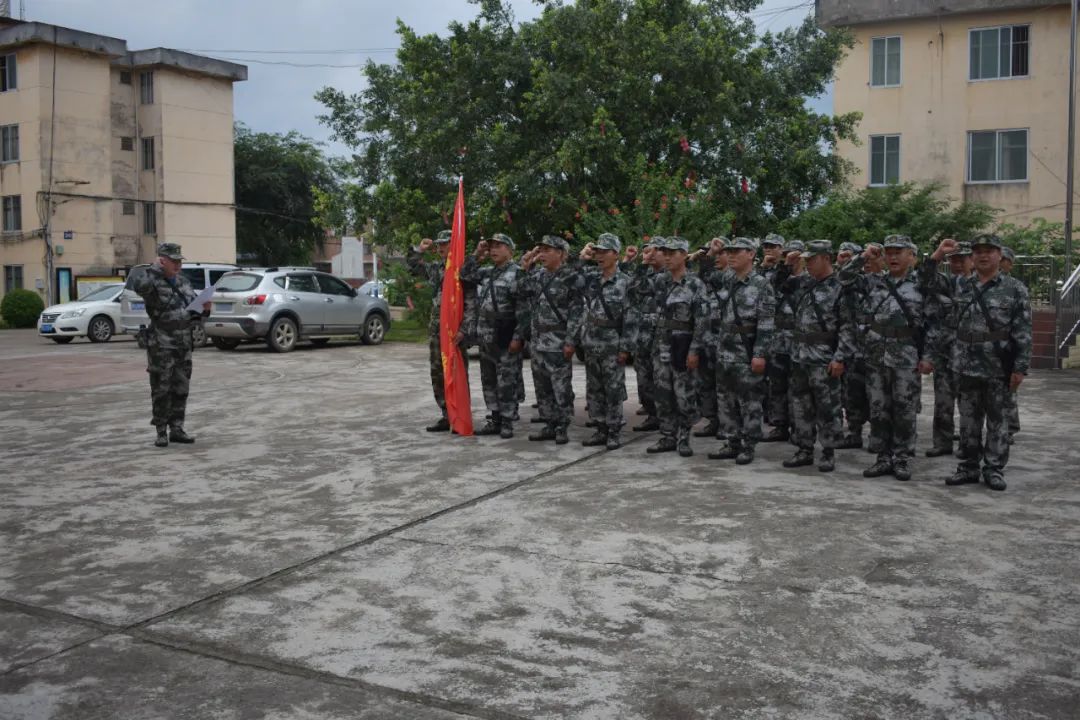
xmin=441 ymin=178 xmax=473 ymax=436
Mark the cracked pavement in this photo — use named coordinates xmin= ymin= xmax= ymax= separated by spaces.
xmin=1 ymin=329 xmax=1078 ymax=719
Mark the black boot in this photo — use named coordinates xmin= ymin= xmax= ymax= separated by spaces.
xmin=554 ymin=425 xmax=569 ymax=445
xmin=646 ymin=435 xmax=677 ymax=454
xmin=635 ymin=407 xmax=648 ymax=416
xmin=633 ymin=416 xmax=661 ymax=432
xmin=985 ymin=473 xmax=1007 ymax=491
xmin=154 ymin=427 xmax=169 ymax=448
xmin=863 ymin=459 xmax=894 ymax=478
xmin=582 ymin=425 xmax=608 ymax=447
xmin=694 ymin=418 xmax=719 ymax=437
xmin=817 ymin=449 xmax=835 ymax=473
xmin=499 ymin=421 xmax=514 ymax=439
xmin=783 ymin=448 xmax=814 ymax=468
xmin=529 ymin=425 xmax=556 ymax=441
xmin=708 ymin=439 xmax=740 ymax=460
xmin=946 ymin=467 xmax=980 ymax=486
xmin=530 ymin=416 xmax=548 ymax=424
xmin=475 ymin=414 xmax=501 ymax=436
xmin=893 ymin=459 xmax=912 ymax=482
xmin=925 ymin=445 xmax=952 ymax=457
xmin=676 ymin=429 xmax=693 ymax=457
xmin=735 ymin=443 xmax=755 ymax=465
xmin=761 ymin=426 xmax=789 ymax=443
xmin=426 ymin=417 xmax=450 ymax=432
xmin=606 ymin=429 xmax=622 ymax=450
xmin=169 ymin=426 xmax=195 ymax=444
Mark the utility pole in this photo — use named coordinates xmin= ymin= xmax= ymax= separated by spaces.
xmin=1067 ymin=0 xmax=1077 ymax=270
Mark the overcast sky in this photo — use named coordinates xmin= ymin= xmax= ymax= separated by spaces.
xmin=27 ymin=0 xmax=828 ymax=156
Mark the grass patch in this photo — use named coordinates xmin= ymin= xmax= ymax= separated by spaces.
xmin=385 ymin=317 xmax=428 ymax=343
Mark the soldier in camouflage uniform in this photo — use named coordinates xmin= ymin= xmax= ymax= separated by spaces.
xmin=519 ymin=235 xmax=580 ymax=445
xmin=926 ymin=242 xmax=972 ymax=457
xmin=690 ymin=237 xmax=730 ymax=439
xmin=460 ymin=233 xmax=530 ymax=439
xmin=567 ymin=233 xmax=638 ymax=450
xmin=627 ymin=237 xmax=666 ymax=432
xmin=840 ymin=236 xmax=936 ymax=481
xmin=408 ymin=230 xmax=472 ymax=432
xmin=926 ymin=235 xmax=1031 ymax=491
xmin=763 ymin=239 xmax=805 ymax=443
xmin=835 ymin=241 xmax=871 ymax=449
xmin=702 ymin=237 xmax=776 ymax=465
xmin=774 ymin=240 xmax=857 ymax=472
xmin=647 ymin=236 xmax=709 ymax=457
xmin=130 ymin=243 xmax=211 ymax=447
xmin=999 ymin=246 xmax=1021 ymax=442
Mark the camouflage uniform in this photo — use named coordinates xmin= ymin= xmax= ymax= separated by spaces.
xmin=649 ymin=237 xmax=709 ymax=455
xmin=840 ymin=237 xmax=934 ymax=479
xmin=407 ymin=231 xmax=471 ymax=430
xmin=756 ymin=234 xmax=785 ymax=429
xmin=569 ymin=233 xmax=638 ymax=449
xmin=925 ymin=243 xmax=970 ymax=455
xmin=702 ymin=237 xmax=775 ymax=460
xmin=130 ymin=243 xmax=208 ymax=444
xmin=929 ymin=235 xmax=1032 ymax=490
xmin=695 ymin=251 xmax=732 ymax=437
xmin=763 ymin=239 xmax=805 ymax=441
xmin=776 ymin=240 xmax=857 ymax=471
xmin=626 ymin=240 xmax=663 ymax=430
xmin=1000 ymin=246 xmax=1021 ymax=439
xmin=521 ymin=236 xmax=581 ymax=442
xmin=460 ymin=234 xmax=530 ymax=438
xmin=837 ymin=242 xmax=870 ymax=447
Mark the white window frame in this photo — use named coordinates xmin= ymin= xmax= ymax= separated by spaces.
xmin=0 ymin=53 xmax=16 ymax=93
xmin=869 ymin=35 xmax=902 ymax=88
xmin=139 ymin=71 xmax=154 ymax=104
xmin=966 ymin=128 xmax=1029 ymax=184
xmin=968 ymin=25 xmax=1030 ymax=82
xmin=2 ymin=195 xmax=21 ymax=232
xmin=1 ymin=124 xmax=18 ymax=163
xmin=868 ymin=134 xmax=901 ymax=187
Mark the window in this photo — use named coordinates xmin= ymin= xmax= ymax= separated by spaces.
xmin=870 ymin=36 xmax=901 ymax=87
xmin=317 ymin=273 xmax=354 ymax=296
xmin=2 ymin=195 xmax=21 ymax=231
xmin=119 ymin=70 xmax=132 ymax=85
xmin=1 ymin=124 xmax=18 ymax=162
xmin=208 ymin=269 xmax=231 ymax=285
xmin=181 ymin=268 xmax=206 ymax=290
xmin=869 ymin=135 xmax=900 ymax=186
xmin=120 ymin=136 xmax=133 ymax=151
xmin=970 ymin=25 xmax=1029 ymax=80
xmin=968 ymin=129 xmax=1028 ymax=183
xmin=139 ymin=71 xmax=154 ymax=104
xmin=286 ymin=274 xmax=318 ymax=293
xmin=4 ymin=265 xmax=22 ymax=292
xmin=0 ymin=54 xmax=16 ymax=92
xmin=141 ymin=137 xmax=154 ymax=170
xmin=217 ymin=273 xmax=261 ymax=292
xmin=122 ymin=200 xmax=135 ymax=215
xmin=143 ymin=202 xmax=156 ymax=234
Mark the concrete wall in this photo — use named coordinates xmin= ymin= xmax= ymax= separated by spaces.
xmin=817 ymin=0 xmax=1069 ymax=27
xmin=832 ymin=4 xmax=1076 ymax=225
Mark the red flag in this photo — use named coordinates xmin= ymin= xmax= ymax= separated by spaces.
xmin=441 ymin=178 xmax=473 ymax=436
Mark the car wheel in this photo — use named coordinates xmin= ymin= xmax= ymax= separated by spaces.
xmin=361 ymin=314 xmax=386 ymax=345
xmin=310 ymin=338 xmax=331 ymax=346
xmin=211 ymin=336 xmax=241 ymax=351
xmin=267 ymin=316 xmax=298 ymax=353
xmin=87 ymin=315 xmax=114 ymax=343
xmin=50 ymin=336 xmax=74 ymax=344
xmin=191 ymin=320 xmax=208 ymax=348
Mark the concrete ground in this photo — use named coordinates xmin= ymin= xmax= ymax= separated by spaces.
xmin=0 ymin=328 xmax=1077 ymax=720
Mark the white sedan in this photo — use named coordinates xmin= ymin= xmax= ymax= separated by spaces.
xmin=37 ymin=284 xmax=126 ymax=344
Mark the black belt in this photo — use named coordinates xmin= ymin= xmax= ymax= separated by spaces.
xmin=534 ymin=323 xmax=566 ymax=333
xmin=774 ymin=318 xmax=794 ymax=330
xmin=795 ymin=330 xmax=837 ymax=344
xmin=482 ymin=310 xmax=516 ymax=320
xmin=590 ymin=318 xmax=622 ymax=329
xmin=729 ymin=324 xmax=757 ymax=335
xmin=871 ymin=323 xmax=914 ymax=339
xmin=958 ymin=329 xmax=1008 ymax=343
xmin=660 ymin=319 xmax=693 ymax=332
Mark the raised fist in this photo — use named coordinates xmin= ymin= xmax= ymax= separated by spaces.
xmin=419 ymin=238 xmax=434 ymax=252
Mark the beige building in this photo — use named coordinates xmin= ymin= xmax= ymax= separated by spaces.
xmin=818 ymin=0 xmax=1076 ymax=226
xmin=0 ymin=18 xmax=246 ymax=305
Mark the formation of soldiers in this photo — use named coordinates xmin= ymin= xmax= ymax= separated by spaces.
xmin=410 ymin=230 xmax=1032 ymax=491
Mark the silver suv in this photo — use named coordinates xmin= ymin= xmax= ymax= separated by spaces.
xmin=204 ymin=268 xmax=391 ymax=352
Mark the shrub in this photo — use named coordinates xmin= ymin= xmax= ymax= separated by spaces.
xmin=1 ymin=289 xmax=45 ymax=328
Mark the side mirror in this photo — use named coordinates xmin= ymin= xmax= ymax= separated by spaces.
xmin=350 ymin=287 xmax=358 ymax=297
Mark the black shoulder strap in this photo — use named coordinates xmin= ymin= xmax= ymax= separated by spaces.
xmin=539 ymin=271 xmax=566 ymax=325
xmin=971 ymin=281 xmax=996 ymax=332
xmin=595 ymin=275 xmax=617 ymax=323
xmin=806 ymin=279 xmax=830 ymax=333
xmin=885 ymin=278 xmax=918 ymax=331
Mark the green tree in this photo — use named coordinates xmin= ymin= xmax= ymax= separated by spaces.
xmin=315 ymin=0 xmax=857 ymax=251
xmin=234 ymin=124 xmax=341 ymax=265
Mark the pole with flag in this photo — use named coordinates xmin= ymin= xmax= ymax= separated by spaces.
xmin=440 ymin=177 xmax=474 ymax=435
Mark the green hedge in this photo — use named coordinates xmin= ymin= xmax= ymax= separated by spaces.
xmin=1 ymin=289 xmax=45 ymax=328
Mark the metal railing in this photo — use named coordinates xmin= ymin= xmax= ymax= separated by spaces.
xmin=1055 ymin=261 xmax=1080 ymax=366
xmin=1011 ymin=255 xmax=1062 ymax=307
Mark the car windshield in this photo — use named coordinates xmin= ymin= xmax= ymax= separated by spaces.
xmin=78 ymin=285 xmax=123 ymax=302
xmin=215 ymin=273 xmax=263 ymax=292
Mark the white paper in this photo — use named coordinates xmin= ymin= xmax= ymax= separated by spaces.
xmin=186 ymin=285 xmax=216 ymax=312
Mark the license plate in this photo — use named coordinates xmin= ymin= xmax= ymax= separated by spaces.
xmin=131 ymin=302 xmax=145 ymax=311
xmin=40 ymin=324 xmax=53 ymax=333
xmin=214 ymin=302 xmax=233 ymax=312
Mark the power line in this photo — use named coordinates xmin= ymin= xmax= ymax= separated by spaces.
xmin=178 ymin=47 xmax=398 ymax=55
xmin=206 ymin=56 xmax=371 ymax=68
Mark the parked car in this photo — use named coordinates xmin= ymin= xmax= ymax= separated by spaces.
xmin=120 ymin=262 xmax=239 ymax=347
xmin=203 ymin=267 xmax=391 ymax=352
xmin=37 ymin=283 xmax=126 ymax=343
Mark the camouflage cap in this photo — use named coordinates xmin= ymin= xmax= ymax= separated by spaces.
xmin=839 ymin=241 xmax=863 ymax=254
xmin=883 ymin=234 xmax=916 ymax=251
xmin=539 ymin=234 xmax=569 ymax=252
xmin=157 ymin=242 xmax=184 ymax=260
xmin=865 ymin=241 xmax=884 ymax=252
xmin=489 ymin=233 xmax=516 ymax=251
xmin=644 ymin=236 xmax=665 ymax=249
xmin=970 ymin=233 xmax=1003 ymax=250
xmin=783 ymin=239 xmax=806 ymax=254
xmin=711 ymin=236 xmax=730 ymax=248
xmin=665 ymin=235 xmax=690 ymax=252
xmin=1001 ymin=246 xmax=1016 ymax=261
xmin=725 ymin=236 xmax=758 ymax=252
xmin=946 ymin=241 xmax=972 ymax=258
xmin=761 ymin=233 xmax=785 ymax=248
xmin=593 ymin=232 xmax=622 ymax=253
xmin=801 ymin=239 xmax=833 ymax=258
xmin=434 ymin=230 xmax=452 ymax=244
